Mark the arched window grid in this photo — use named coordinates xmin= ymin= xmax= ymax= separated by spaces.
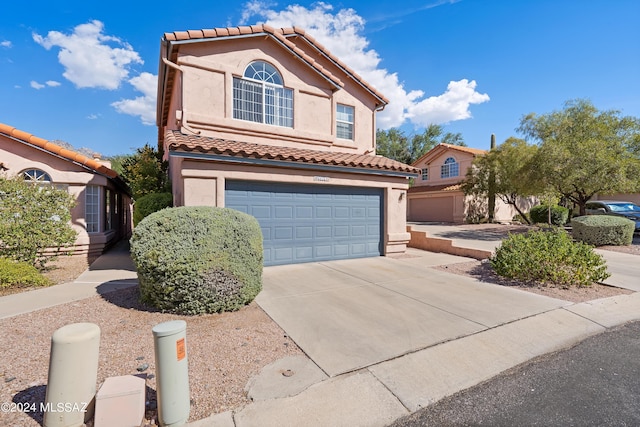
xmin=233 ymin=61 xmax=293 ymax=128
xmin=21 ymin=168 xmax=52 ymax=184
xmin=440 ymin=157 xmax=459 ymax=179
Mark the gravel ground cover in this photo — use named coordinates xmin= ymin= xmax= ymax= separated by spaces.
xmin=0 ymin=286 xmax=302 ymax=426
xmin=1 ymin=227 xmax=636 ymax=426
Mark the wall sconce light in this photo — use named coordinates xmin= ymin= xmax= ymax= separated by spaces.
xmin=399 ymin=192 xmax=405 ymax=201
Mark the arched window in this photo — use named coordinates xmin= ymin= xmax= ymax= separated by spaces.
xmin=21 ymin=168 xmax=52 ymax=184
xmin=233 ymin=61 xmax=293 ymax=127
xmin=440 ymin=157 xmax=459 ymax=178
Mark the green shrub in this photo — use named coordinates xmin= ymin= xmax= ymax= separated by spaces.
xmin=529 ymin=204 xmax=570 ymax=226
xmin=0 ymin=177 xmax=77 ymax=267
xmin=0 ymin=258 xmax=51 ymax=289
xmin=571 ymin=215 xmax=634 ymax=246
xmin=512 ymin=213 xmax=530 ymax=224
xmin=133 ymin=192 xmax=173 ymax=226
xmin=490 ymin=229 xmax=609 ymax=288
xmin=130 ymin=206 xmax=263 ymax=315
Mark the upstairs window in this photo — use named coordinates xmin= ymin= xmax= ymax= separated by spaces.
xmin=440 ymin=157 xmax=459 ymax=178
xmin=421 ymin=168 xmax=429 ymax=181
xmin=22 ymin=169 xmax=52 ymax=184
xmin=336 ymin=104 xmax=354 ymax=140
xmin=233 ymin=61 xmax=293 ymax=128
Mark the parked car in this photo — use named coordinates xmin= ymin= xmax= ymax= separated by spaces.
xmin=585 ymin=200 xmax=640 ymax=231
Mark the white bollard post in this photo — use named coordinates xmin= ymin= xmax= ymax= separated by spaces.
xmin=43 ymin=322 xmax=100 ymax=427
xmin=152 ymin=320 xmax=190 ymax=427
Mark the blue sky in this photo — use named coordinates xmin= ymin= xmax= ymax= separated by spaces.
xmin=1 ymin=0 xmax=639 ymax=157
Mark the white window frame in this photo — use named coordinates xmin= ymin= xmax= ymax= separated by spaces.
xmin=21 ymin=168 xmax=52 ymax=184
xmin=336 ymin=104 xmax=354 ymax=140
xmin=86 ymin=185 xmax=101 ymax=233
xmin=105 ymin=188 xmax=112 ymax=231
xmin=421 ymin=168 xmax=429 ymax=181
xmin=441 ymin=157 xmax=459 ymax=179
xmin=233 ymin=61 xmax=293 ymax=128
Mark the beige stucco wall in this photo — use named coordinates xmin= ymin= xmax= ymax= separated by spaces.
xmin=0 ymin=137 xmax=131 ymax=256
xmin=173 ymin=156 xmax=411 ymax=255
xmin=164 ymin=36 xmax=377 ymax=156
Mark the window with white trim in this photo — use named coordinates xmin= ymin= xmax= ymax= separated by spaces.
xmin=421 ymin=168 xmax=429 ymax=181
xmin=86 ymin=185 xmax=100 ymax=233
xmin=336 ymin=104 xmax=354 ymax=140
xmin=22 ymin=169 xmax=52 ymax=184
xmin=105 ymin=188 xmax=112 ymax=231
xmin=440 ymin=157 xmax=459 ymax=178
xmin=233 ymin=61 xmax=293 ymax=128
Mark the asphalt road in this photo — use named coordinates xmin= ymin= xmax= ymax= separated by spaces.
xmin=388 ymin=320 xmax=640 ymax=427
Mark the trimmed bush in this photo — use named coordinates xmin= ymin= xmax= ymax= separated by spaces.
xmin=133 ymin=192 xmax=173 ymax=226
xmin=529 ymin=204 xmax=570 ymax=226
xmin=0 ymin=177 xmax=77 ymax=267
xmin=0 ymin=258 xmax=51 ymax=289
xmin=490 ymin=229 xmax=609 ymax=288
xmin=571 ymin=215 xmax=634 ymax=246
xmin=130 ymin=206 xmax=263 ymax=315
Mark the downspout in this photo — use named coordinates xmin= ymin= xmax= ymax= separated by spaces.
xmin=161 ymin=57 xmax=201 ymax=136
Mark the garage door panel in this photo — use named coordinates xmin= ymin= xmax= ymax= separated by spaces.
xmin=274 ymin=227 xmax=293 ymax=240
xmin=226 ymin=181 xmax=383 ymax=265
xmin=275 ymin=206 xmax=293 ymax=219
xmin=251 ymin=205 xmax=271 ymax=219
xmin=296 ymin=206 xmax=313 ymax=218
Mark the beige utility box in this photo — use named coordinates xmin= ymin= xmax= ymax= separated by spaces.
xmin=94 ymin=375 xmax=146 ymax=427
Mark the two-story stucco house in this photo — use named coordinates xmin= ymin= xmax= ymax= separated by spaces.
xmin=0 ymin=123 xmax=132 ymax=257
xmin=408 ymin=143 xmax=534 ymax=223
xmin=157 ymin=25 xmax=418 ymax=266
xmin=408 ymin=143 xmax=486 ymax=223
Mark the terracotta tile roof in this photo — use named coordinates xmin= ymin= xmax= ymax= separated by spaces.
xmin=408 ymin=183 xmax=464 ymax=193
xmin=162 ymin=24 xmax=388 ymax=104
xmin=0 ymin=123 xmax=119 ymax=179
xmin=166 ymin=130 xmax=419 ymax=174
xmin=439 ymin=143 xmax=487 ymax=156
xmin=412 ymin=143 xmax=487 ymax=167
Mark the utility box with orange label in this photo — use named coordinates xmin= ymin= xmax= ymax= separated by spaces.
xmin=152 ymin=320 xmax=190 ymax=427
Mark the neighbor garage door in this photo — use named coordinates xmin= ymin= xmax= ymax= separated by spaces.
xmin=225 ymin=180 xmax=383 ymax=266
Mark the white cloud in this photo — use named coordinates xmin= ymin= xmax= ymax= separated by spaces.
xmin=30 ymin=80 xmax=61 ymax=90
xmin=242 ymin=2 xmax=489 ymax=129
xmin=87 ymin=114 xmax=99 ymax=120
xmin=111 ymin=72 xmax=157 ymax=125
xmin=33 ymin=20 xmax=143 ymax=90
xmin=0 ymin=40 xmax=11 ymax=48
xmin=30 ymin=81 xmax=45 ymax=90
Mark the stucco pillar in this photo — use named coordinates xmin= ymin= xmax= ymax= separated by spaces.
xmin=182 ymin=177 xmax=218 ymax=206
xmin=385 ymin=186 xmax=411 ymax=255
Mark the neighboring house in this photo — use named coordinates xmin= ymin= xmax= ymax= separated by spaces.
xmin=0 ymin=123 xmax=132 ymax=257
xmin=408 ymin=143 xmax=528 ymax=223
xmin=157 ymin=25 xmax=418 ymax=266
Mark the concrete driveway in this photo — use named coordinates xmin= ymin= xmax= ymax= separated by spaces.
xmin=257 ymin=250 xmax=570 ymax=377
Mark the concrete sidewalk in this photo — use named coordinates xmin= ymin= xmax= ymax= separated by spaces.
xmin=0 ymin=240 xmax=138 ymax=320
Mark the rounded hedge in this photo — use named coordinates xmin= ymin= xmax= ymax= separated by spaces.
xmin=0 ymin=258 xmax=51 ymax=289
xmin=490 ymin=229 xmax=609 ymax=288
xmin=130 ymin=206 xmax=263 ymax=315
xmin=571 ymin=215 xmax=634 ymax=246
xmin=529 ymin=204 xmax=569 ymax=226
xmin=133 ymin=192 xmax=173 ymax=226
